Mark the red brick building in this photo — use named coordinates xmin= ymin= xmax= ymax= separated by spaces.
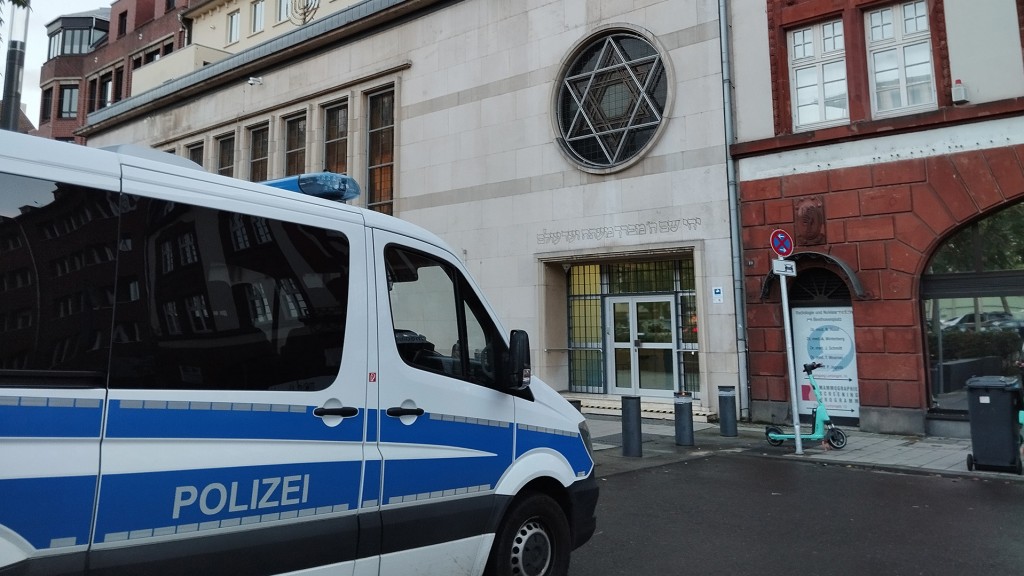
xmin=34 ymin=1 xmax=188 ymax=142
xmin=0 ymin=100 xmax=35 ymax=133
xmin=731 ymin=0 xmax=1024 ymax=435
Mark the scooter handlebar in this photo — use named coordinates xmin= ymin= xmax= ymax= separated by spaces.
xmin=803 ymin=362 xmax=824 ymax=374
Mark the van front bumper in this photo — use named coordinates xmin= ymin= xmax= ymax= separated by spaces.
xmin=567 ymin=474 xmax=599 ymax=549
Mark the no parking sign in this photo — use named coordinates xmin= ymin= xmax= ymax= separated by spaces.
xmin=770 ymin=229 xmax=794 ymax=257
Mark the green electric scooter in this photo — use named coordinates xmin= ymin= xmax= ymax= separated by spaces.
xmin=765 ymin=361 xmax=848 ymax=449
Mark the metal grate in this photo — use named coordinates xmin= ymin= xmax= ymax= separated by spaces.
xmin=567 ymin=256 xmax=699 ymax=394
xmin=790 ymin=267 xmax=851 ymax=302
xmin=568 ymin=265 xmax=603 ymax=393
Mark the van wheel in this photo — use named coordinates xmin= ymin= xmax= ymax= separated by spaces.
xmin=487 ymin=492 xmax=570 ymax=576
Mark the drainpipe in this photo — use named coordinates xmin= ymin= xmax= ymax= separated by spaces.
xmin=718 ymin=0 xmax=750 ymax=420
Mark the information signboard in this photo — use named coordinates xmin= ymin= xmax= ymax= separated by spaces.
xmin=791 ymin=306 xmax=860 ymax=419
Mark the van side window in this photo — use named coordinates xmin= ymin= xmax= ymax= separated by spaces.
xmin=108 ymin=195 xmax=350 ymax=391
xmin=385 ymin=245 xmax=505 ymax=388
xmin=0 ymin=172 xmax=120 ymax=374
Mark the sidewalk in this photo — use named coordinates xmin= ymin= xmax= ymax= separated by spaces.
xmin=584 ymin=413 xmax=1024 ymax=482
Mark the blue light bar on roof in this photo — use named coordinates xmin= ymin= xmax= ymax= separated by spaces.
xmin=262 ymin=172 xmax=360 ymax=202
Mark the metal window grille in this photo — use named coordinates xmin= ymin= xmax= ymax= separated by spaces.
xmin=567 ymin=256 xmax=700 ymax=394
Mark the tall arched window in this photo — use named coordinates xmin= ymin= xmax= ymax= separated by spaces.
xmin=922 ymin=202 xmax=1024 ymax=411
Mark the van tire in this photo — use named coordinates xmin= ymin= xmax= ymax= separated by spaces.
xmin=486 ymin=492 xmax=570 ymax=576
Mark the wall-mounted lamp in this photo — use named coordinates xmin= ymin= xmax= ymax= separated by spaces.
xmin=138 ymin=33 xmax=143 ymax=40
xmin=247 ymin=77 xmax=263 ymax=86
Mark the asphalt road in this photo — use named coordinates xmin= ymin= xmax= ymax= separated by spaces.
xmin=569 ymin=452 xmax=1024 ymax=576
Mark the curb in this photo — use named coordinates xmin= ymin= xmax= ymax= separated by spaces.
xmin=588 ymin=422 xmax=1024 ymax=483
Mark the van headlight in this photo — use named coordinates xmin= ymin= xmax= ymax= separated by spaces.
xmin=579 ymin=420 xmax=594 ymax=459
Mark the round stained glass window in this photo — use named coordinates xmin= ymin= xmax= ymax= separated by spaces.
xmin=555 ymin=30 xmax=669 ymax=171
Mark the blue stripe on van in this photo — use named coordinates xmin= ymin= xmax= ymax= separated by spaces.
xmin=94 ymin=460 xmax=362 ymax=543
xmin=381 ymin=456 xmax=507 ymax=504
xmin=362 ymin=459 xmax=381 ymax=507
xmin=516 ymin=424 xmax=594 ymax=477
xmin=0 ymin=475 xmax=97 ymax=550
xmin=378 ymin=413 xmax=513 ymax=504
xmin=105 ymin=400 xmax=364 ymax=442
xmin=379 ymin=411 xmax=512 ymax=454
xmin=0 ymin=399 xmax=103 ymax=438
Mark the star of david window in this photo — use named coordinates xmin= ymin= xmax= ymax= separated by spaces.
xmin=556 ymin=31 xmax=668 ymax=171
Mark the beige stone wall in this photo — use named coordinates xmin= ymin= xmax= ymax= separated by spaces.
xmin=188 ymin=0 xmax=364 ymax=54
xmin=87 ymin=0 xmax=739 ymax=401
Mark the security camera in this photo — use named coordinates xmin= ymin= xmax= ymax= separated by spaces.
xmin=247 ymin=77 xmax=263 ymax=86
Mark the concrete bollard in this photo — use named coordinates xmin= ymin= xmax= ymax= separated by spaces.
xmin=718 ymin=386 xmax=737 ymax=437
xmin=621 ymin=395 xmax=642 ymax=457
xmin=674 ymin=392 xmax=694 ymax=446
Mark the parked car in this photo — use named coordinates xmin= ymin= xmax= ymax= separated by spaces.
xmin=941 ymin=312 xmax=1015 ymax=332
xmin=980 ymin=316 xmax=1024 ymax=337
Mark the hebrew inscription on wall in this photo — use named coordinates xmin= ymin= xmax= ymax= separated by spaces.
xmin=536 ymin=218 xmax=701 ymax=246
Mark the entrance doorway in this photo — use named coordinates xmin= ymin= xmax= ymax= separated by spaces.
xmin=606 ymin=296 xmax=678 ymax=398
xmin=565 ymin=258 xmax=700 ymax=398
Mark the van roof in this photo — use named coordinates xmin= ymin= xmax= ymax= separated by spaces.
xmin=0 ymin=130 xmax=456 ymax=257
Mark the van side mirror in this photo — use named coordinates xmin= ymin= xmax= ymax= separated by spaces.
xmin=507 ymin=330 xmax=531 ymax=391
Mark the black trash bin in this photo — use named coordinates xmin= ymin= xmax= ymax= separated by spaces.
xmin=965 ymin=375 xmax=1023 ymax=475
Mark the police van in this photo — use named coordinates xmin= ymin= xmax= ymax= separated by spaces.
xmin=0 ymin=131 xmax=597 ymax=576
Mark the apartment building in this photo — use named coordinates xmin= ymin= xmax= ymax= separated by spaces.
xmin=34 ymin=1 xmax=187 ymax=142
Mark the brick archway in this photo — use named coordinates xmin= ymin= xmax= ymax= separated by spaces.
xmin=741 ymin=145 xmax=1024 ymax=429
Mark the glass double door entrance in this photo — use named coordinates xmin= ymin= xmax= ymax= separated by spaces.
xmin=607 ymin=296 xmax=678 ymax=398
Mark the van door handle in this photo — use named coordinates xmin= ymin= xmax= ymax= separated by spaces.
xmin=386 ymin=407 xmax=425 ymax=417
xmin=314 ymin=406 xmax=359 ymax=418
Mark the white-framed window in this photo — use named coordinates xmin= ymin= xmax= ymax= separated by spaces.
xmin=788 ymin=17 xmax=848 ymax=131
xmin=277 ymin=0 xmax=290 ymax=22
xmin=247 ymin=283 xmax=272 ymax=325
xmin=163 ymin=301 xmax=182 ymax=335
xmin=178 ymin=232 xmax=198 ymax=264
xmin=251 ymin=0 xmax=265 ymax=33
xmin=227 ymin=10 xmax=240 ymax=44
xmin=59 ymin=86 xmax=78 ymax=118
xmin=279 ymin=277 xmax=309 ymax=319
xmin=161 ymin=241 xmax=174 ymax=273
xmin=866 ymin=1 xmax=935 ymax=117
xmin=186 ymin=294 xmax=213 ymax=332
xmin=253 ymin=216 xmax=273 ymax=244
xmin=231 ymin=214 xmax=251 ymax=250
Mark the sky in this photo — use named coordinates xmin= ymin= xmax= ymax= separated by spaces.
xmin=0 ymin=0 xmax=96 ymax=125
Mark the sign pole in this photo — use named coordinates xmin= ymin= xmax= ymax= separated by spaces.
xmin=778 ymin=257 xmax=803 ymax=455
xmin=770 ymin=229 xmax=802 ymax=455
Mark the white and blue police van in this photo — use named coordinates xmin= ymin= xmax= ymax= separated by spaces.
xmin=0 ymin=130 xmax=597 ymax=576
